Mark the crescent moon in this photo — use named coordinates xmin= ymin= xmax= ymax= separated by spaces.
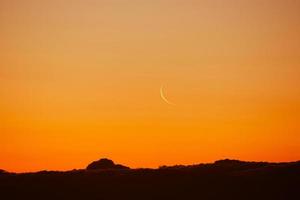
xmin=160 ymin=85 xmax=176 ymax=106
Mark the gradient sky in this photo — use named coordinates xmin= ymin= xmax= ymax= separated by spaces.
xmin=1 ymin=0 xmax=300 ymax=172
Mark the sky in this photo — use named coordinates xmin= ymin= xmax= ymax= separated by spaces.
xmin=1 ymin=0 xmax=300 ymax=172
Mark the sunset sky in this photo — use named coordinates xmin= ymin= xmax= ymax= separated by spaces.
xmin=1 ymin=0 xmax=300 ymax=172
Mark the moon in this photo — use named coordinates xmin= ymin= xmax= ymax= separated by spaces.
xmin=160 ymin=85 xmax=176 ymax=106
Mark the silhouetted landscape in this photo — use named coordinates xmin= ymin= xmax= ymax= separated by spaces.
xmin=1 ymin=158 xmax=299 ymax=200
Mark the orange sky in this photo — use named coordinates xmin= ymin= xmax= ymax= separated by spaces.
xmin=1 ymin=0 xmax=300 ymax=172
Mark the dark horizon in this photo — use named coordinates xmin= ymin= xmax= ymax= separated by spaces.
xmin=1 ymin=158 xmax=300 ymax=174
xmin=1 ymin=158 xmax=299 ymax=200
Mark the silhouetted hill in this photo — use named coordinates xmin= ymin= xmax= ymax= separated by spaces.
xmin=0 ymin=159 xmax=299 ymax=200
xmin=86 ymin=158 xmax=129 ymax=170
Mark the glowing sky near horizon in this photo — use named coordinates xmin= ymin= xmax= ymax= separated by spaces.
xmin=1 ymin=0 xmax=300 ymax=172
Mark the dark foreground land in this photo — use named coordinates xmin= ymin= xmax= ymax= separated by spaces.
xmin=0 ymin=159 xmax=299 ymax=200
